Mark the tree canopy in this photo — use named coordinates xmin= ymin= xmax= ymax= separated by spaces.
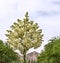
xmin=5 ymin=12 xmax=43 ymax=63
xmin=0 ymin=40 xmax=19 ymax=63
xmin=37 ymin=37 xmax=60 ymax=63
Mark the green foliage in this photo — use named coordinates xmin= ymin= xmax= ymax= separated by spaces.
xmin=0 ymin=40 xmax=20 ymax=63
xmin=37 ymin=37 xmax=60 ymax=63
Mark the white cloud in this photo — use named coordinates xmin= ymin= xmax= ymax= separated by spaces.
xmin=35 ymin=15 xmax=60 ymax=42
xmin=0 ymin=0 xmax=18 ymax=18
xmin=18 ymin=0 xmax=37 ymax=11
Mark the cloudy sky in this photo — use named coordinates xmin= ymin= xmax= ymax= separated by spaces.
xmin=0 ymin=0 xmax=60 ymax=52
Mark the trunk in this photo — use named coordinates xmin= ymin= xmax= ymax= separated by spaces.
xmin=23 ymin=49 xmax=26 ymax=63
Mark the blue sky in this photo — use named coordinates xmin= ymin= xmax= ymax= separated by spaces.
xmin=0 ymin=0 xmax=60 ymax=53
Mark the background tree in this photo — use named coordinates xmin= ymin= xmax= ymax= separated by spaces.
xmin=6 ymin=12 xmax=43 ymax=63
xmin=0 ymin=40 xmax=20 ymax=63
xmin=45 ymin=37 xmax=60 ymax=63
xmin=37 ymin=37 xmax=60 ymax=63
